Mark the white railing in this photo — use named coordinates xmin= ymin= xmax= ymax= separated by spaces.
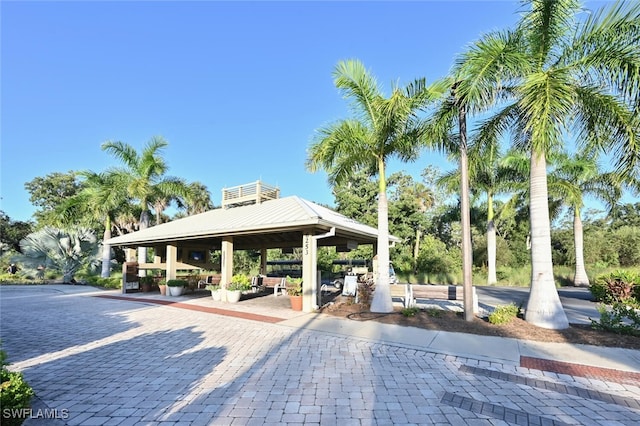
xmin=221 ymin=180 xmax=280 ymax=208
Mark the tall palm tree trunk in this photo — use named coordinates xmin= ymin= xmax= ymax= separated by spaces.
xmin=371 ymin=181 xmax=393 ymax=313
xmin=459 ymin=104 xmax=474 ymax=321
xmin=137 ymin=210 xmax=150 ymax=275
xmin=487 ymin=193 xmax=497 ymax=285
xmin=525 ymin=152 xmax=569 ymax=329
xmin=101 ymin=217 xmax=112 ymax=278
xmin=573 ymin=207 xmax=589 ymax=287
xmin=414 ymin=227 xmax=422 ymax=274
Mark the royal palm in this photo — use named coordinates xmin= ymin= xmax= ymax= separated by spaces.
xmin=307 ymin=59 xmax=442 ymax=312
xmin=454 ymin=0 xmax=639 ymax=328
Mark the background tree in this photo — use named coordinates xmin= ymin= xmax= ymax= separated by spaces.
xmin=549 ymin=151 xmax=621 ymax=286
xmin=0 ymin=212 xmax=33 ymax=254
xmin=24 ymin=171 xmax=82 ymax=226
xmin=183 ymin=182 xmax=215 ymax=215
xmin=307 ymin=59 xmax=442 ymax=313
xmin=437 ymin=133 xmax=514 ymax=285
xmin=388 ymin=173 xmax=434 ymax=269
xmin=332 ymin=170 xmax=379 ymax=228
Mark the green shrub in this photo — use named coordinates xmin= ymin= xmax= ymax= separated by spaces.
xmin=401 ymin=307 xmax=419 ymax=317
xmin=166 ymin=279 xmax=188 ymax=287
xmin=425 ymin=308 xmax=442 ymax=317
xmin=1 ymin=347 xmax=34 ymax=426
xmin=591 ymin=301 xmax=640 ymax=336
xmin=590 ymin=270 xmax=639 ymax=304
xmin=488 ymin=303 xmax=520 ymax=325
xmin=96 ymin=276 xmax=121 ymax=289
xmin=227 ymin=274 xmax=251 ymax=291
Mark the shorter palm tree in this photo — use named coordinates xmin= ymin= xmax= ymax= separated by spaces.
xmin=549 ymin=151 xmax=621 ymax=286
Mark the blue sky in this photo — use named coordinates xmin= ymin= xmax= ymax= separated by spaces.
xmin=1 ymin=0 xmax=616 ymax=223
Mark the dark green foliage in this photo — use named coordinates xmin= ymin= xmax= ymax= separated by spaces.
xmin=401 ymin=307 xmax=419 ymax=317
xmin=0 ymin=212 xmax=33 ymax=254
xmin=552 ymin=205 xmax=640 ymax=269
xmin=24 ymin=171 xmax=82 ymax=226
xmin=592 ymin=302 xmax=640 ymax=336
xmin=166 ymin=279 xmax=188 ymax=287
xmin=590 ymin=270 xmax=639 ymax=304
xmin=1 ymin=346 xmax=34 ymax=426
xmin=416 ymin=235 xmax=461 ymax=275
xmin=615 ymin=226 xmax=640 ymax=267
xmin=590 ymin=270 xmax=640 ymax=336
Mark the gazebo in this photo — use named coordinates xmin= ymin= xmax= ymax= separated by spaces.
xmin=106 ymin=187 xmax=400 ymax=312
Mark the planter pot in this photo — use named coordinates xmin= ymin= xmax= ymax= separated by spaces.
xmin=168 ymin=286 xmax=185 ymax=297
xmin=158 ymin=284 xmax=167 ymax=296
xmin=290 ymin=295 xmax=303 ymax=311
xmin=141 ymin=282 xmax=153 ymax=292
xmin=211 ymin=290 xmax=221 ymax=301
xmin=226 ymin=290 xmax=242 ymax=303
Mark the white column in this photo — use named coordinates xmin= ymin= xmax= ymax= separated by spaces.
xmin=302 ymin=233 xmax=317 ymax=312
xmin=221 ymin=237 xmax=234 ymax=290
xmin=166 ymin=245 xmax=177 ymax=281
xmin=125 ymin=248 xmax=137 ymax=262
xmin=260 ymin=248 xmax=267 ymax=275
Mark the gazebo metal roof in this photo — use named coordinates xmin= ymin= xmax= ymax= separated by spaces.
xmin=105 ymin=195 xmax=400 ymax=251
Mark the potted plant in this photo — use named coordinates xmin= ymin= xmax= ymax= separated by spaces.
xmin=140 ymin=276 xmax=154 ymax=292
xmin=205 ymin=284 xmax=221 ymax=301
xmin=167 ymin=279 xmax=188 ymax=296
xmin=286 ymin=276 xmax=303 ymax=311
xmin=157 ymin=278 xmax=167 ymax=296
xmin=226 ymin=273 xmax=251 ymax=303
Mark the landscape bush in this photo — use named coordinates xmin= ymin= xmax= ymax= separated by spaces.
xmin=1 ymin=346 xmax=34 ymax=426
xmin=590 ymin=270 xmax=640 ymax=335
xmin=488 ymin=303 xmax=520 ymax=325
xmin=401 ymin=307 xmax=419 ymax=317
xmin=590 ymin=270 xmax=639 ymax=304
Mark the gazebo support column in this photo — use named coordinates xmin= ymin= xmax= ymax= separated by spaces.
xmin=125 ymin=248 xmax=137 ymax=263
xmin=260 ymin=248 xmax=267 ymax=275
xmin=302 ymin=233 xmax=316 ymax=312
xmin=166 ymin=245 xmax=177 ymax=281
xmin=302 ymin=227 xmax=335 ymax=312
xmin=221 ymin=237 xmax=234 ymax=290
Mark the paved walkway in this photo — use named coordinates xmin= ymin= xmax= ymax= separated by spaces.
xmin=1 ymin=284 xmax=639 ymax=425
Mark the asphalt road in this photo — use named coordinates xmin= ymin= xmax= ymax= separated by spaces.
xmin=475 ymin=285 xmax=600 ymax=324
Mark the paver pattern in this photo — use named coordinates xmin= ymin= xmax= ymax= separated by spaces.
xmin=1 ymin=285 xmax=639 ymax=425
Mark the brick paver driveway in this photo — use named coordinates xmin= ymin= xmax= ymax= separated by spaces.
xmin=1 ymin=285 xmax=639 ymax=425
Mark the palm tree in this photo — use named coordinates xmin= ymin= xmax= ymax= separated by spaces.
xmin=182 ymin=182 xmax=215 ymax=215
xmin=55 ymin=171 xmax=130 ymax=277
xmin=550 ymin=151 xmax=621 ymax=286
xmin=102 ymin=136 xmax=192 ymax=265
xmin=453 ymin=0 xmax=640 ymax=329
xmin=437 ymin=132 xmax=514 ymax=285
xmin=307 ymin=59 xmax=443 ymax=313
xmin=425 ymin=79 xmax=500 ymax=319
